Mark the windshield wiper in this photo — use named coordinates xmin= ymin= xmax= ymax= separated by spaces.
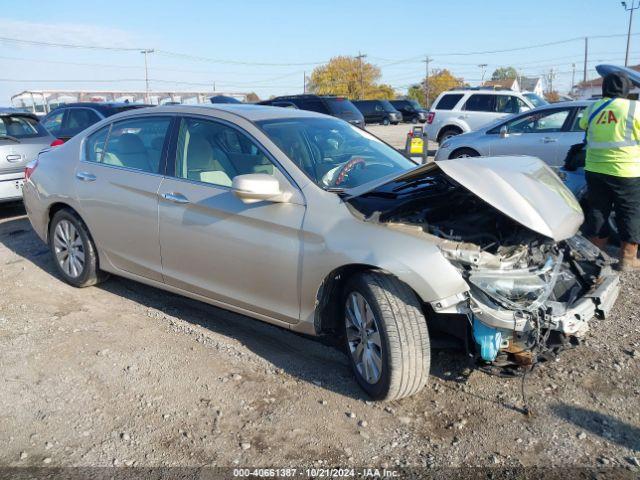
xmin=0 ymin=135 xmax=20 ymax=143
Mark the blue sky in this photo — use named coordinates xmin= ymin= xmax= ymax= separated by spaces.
xmin=0 ymin=0 xmax=637 ymax=103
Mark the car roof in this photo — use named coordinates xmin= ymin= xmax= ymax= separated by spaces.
xmin=444 ymin=89 xmax=523 ymax=95
xmin=0 ymin=107 xmax=37 ymax=118
xmin=110 ymin=103 xmax=330 ymax=122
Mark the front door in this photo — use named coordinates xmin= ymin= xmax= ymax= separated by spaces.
xmin=158 ymin=116 xmax=305 ymax=323
xmin=489 ymin=108 xmax=573 ymax=166
xmin=75 ymin=115 xmax=173 ymax=281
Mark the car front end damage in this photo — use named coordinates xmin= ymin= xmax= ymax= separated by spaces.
xmin=345 ymin=156 xmax=621 ymax=370
xmin=431 ymin=235 xmax=619 ymax=366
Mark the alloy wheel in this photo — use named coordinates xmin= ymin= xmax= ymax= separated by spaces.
xmin=345 ymin=291 xmax=383 ymax=384
xmin=53 ymin=220 xmax=85 ymax=278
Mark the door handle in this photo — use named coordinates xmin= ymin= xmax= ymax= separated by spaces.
xmin=6 ymin=154 xmax=22 ymax=163
xmin=542 ymin=137 xmax=558 ymax=143
xmin=75 ymin=171 xmax=96 ymax=182
xmin=161 ymin=192 xmax=190 ymax=204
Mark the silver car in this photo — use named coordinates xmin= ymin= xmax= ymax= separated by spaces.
xmin=23 ymin=104 xmax=619 ymax=400
xmin=435 ymin=101 xmax=591 ymax=166
xmin=0 ymin=108 xmax=54 ymax=203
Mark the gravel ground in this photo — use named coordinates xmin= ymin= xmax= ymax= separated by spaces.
xmin=0 ymin=172 xmax=638 ymax=473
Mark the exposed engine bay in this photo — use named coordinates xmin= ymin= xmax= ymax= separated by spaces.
xmin=347 ymin=162 xmax=620 ymax=369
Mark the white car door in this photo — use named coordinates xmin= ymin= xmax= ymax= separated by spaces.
xmin=488 ymin=107 xmax=573 ymax=166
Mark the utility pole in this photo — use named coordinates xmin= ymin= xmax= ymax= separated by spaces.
xmin=571 ymin=63 xmax=576 ymax=95
xmin=423 ymin=56 xmax=432 ymax=107
xmin=213 ymin=81 xmax=216 ymax=93
xmin=355 ymin=52 xmax=367 ymax=99
xmin=622 ymin=1 xmax=640 ymax=66
xmin=478 ymin=63 xmax=488 ymax=84
xmin=303 ymin=71 xmax=306 ymax=93
xmin=546 ymin=68 xmax=556 ymax=94
xmin=141 ymin=49 xmax=154 ymax=103
xmin=583 ymin=37 xmax=588 ymax=83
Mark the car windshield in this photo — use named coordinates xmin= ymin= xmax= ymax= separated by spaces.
xmin=0 ymin=115 xmax=47 ymax=138
xmin=407 ymin=100 xmax=422 ymax=110
xmin=257 ymin=117 xmax=416 ymax=190
xmin=324 ymin=98 xmax=362 ymax=116
xmin=523 ymin=93 xmax=548 ymax=108
xmin=380 ymin=100 xmax=397 ymax=111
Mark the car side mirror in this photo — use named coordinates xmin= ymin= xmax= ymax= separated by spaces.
xmin=232 ymin=173 xmax=291 ymax=204
xmin=499 ymin=126 xmax=509 ymax=138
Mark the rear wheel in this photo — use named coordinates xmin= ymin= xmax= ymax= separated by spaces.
xmin=438 ymin=127 xmax=462 ymax=143
xmin=49 ymin=209 xmax=108 ymax=288
xmin=343 ymin=271 xmax=430 ymax=400
xmin=450 ymin=147 xmax=480 ymax=159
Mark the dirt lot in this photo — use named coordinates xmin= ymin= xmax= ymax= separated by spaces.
xmin=0 ymin=190 xmax=639 ymax=471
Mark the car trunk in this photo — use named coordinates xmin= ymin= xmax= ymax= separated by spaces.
xmin=0 ymin=136 xmax=49 ymax=174
xmin=345 ymin=156 xmax=620 ymax=367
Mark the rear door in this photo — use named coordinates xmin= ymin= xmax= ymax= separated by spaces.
xmin=157 ymin=115 xmax=305 ymax=323
xmin=462 ymin=94 xmax=501 ymax=130
xmin=74 ymin=115 xmax=173 ymax=281
xmin=488 ymin=107 xmax=573 ymax=166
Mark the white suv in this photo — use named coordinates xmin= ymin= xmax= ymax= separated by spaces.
xmin=425 ymin=89 xmax=535 ymax=143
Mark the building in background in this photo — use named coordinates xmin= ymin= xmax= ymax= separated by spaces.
xmin=519 ymin=76 xmax=544 ymax=97
xmin=481 ymin=78 xmax=520 ymax=91
xmin=572 ymin=65 xmax=640 ymax=99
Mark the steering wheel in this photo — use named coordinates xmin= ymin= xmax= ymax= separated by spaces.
xmin=335 ymin=157 xmax=366 ymax=186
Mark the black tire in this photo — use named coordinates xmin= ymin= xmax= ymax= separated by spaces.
xmin=49 ymin=209 xmax=108 ymax=288
xmin=382 ymin=118 xmax=390 ymax=126
xmin=438 ymin=127 xmax=462 ymax=143
xmin=343 ymin=271 xmax=430 ymax=401
xmin=449 ymin=147 xmax=480 ymax=159
xmin=411 ymin=116 xmax=419 ymax=124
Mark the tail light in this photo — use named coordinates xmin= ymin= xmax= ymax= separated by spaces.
xmin=24 ymin=159 xmax=39 ymax=181
xmin=426 ymin=112 xmax=435 ymax=124
xmin=50 ymin=138 xmax=65 ymax=147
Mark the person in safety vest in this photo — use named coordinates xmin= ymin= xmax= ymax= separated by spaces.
xmin=580 ymin=71 xmax=640 ymax=271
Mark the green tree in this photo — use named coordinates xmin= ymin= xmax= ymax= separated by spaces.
xmin=308 ymin=56 xmax=394 ymax=99
xmin=491 ymin=67 xmax=518 ymax=81
xmin=407 ymin=69 xmax=465 ymax=107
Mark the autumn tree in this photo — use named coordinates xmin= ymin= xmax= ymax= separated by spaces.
xmin=544 ymin=91 xmax=561 ymax=103
xmin=407 ymin=69 xmax=465 ymax=107
xmin=245 ymin=92 xmax=260 ymax=103
xmin=491 ymin=67 xmax=518 ymax=81
xmin=308 ymin=56 xmax=395 ymax=99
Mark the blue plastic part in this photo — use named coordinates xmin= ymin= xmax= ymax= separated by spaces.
xmin=473 ymin=317 xmax=502 ymax=362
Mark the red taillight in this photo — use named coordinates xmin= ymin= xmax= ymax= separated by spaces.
xmin=24 ymin=159 xmax=39 ymax=181
xmin=426 ymin=112 xmax=435 ymax=124
xmin=50 ymin=138 xmax=65 ymax=147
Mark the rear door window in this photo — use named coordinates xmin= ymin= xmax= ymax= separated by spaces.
xmin=65 ymin=108 xmax=102 ymax=136
xmin=570 ymin=107 xmax=587 ymax=131
xmin=85 ymin=125 xmax=111 ymax=163
xmin=100 ymin=116 xmax=171 ymax=173
xmin=434 ymin=94 xmax=463 ymax=110
xmin=463 ymin=94 xmax=496 ymax=112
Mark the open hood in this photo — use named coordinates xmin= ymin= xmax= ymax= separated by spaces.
xmin=346 ymin=156 xmax=584 ymax=241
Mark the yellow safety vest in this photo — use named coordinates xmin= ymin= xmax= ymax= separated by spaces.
xmin=579 ymin=97 xmax=640 ymax=178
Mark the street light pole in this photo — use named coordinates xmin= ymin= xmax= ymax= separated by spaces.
xmin=478 ymin=63 xmax=488 ymax=84
xmin=141 ymin=49 xmax=155 ymax=103
xmin=423 ymin=56 xmax=432 ymax=107
xmin=622 ymin=1 xmax=639 ymax=67
xmin=355 ymin=52 xmax=367 ymax=99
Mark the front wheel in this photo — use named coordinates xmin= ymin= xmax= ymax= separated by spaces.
xmin=382 ymin=118 xmax=390 ymax=126
xmin=49 ymin=209 xmax=108 ymax=288
xmin=411 ymin=116 xmax=419 ymax=124
xmin=343 ymin=271 xmax=430 ymax=400
xmin=450 ymin=147 xmax=480 ymax=159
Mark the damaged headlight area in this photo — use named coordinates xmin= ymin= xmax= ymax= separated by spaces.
xmin=468 ymin=253 xmax=564 ymax=312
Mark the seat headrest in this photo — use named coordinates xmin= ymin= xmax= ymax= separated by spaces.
xmin=187 ymin=134 xmax=214 ymax=170
xmin=113 ymin=133 xmax=146 ymax=154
